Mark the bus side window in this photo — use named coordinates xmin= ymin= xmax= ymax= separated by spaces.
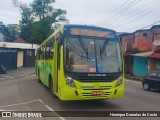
xmin=45 ymin=41 xmax=50 ymax=60
xmin=37 ymin=48 xmax=41 ymax=60
xmin=57 ymin=33 xmax=62 ymax=69
xmin=41 ymin=45 xmax=45 ymax=60
xmin=39 ymin=47 xmax=43 ymax=60
xmin=49 ymin=38 xmax=55 ymax=59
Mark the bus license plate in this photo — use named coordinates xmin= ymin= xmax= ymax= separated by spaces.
xmin=92 ymin=91 xmax=102 ymax=96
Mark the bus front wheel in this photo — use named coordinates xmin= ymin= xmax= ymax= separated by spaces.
xmin=49 ymin=75 xmax=57 ymax=98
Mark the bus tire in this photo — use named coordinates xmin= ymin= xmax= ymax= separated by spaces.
xmin=38 ymin=69 xmax=41 ymax=83
xmin=49 ymin=75 xmax=57 ymax=98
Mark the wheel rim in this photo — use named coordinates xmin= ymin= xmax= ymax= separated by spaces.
xmin=143 ymin=83 xmax=149 ymax=90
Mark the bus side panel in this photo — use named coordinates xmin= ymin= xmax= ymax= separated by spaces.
xmin=58 ymin=46 xmax=66 ymax=99
xmin=53 ymin=39 xmax=58 ymax=93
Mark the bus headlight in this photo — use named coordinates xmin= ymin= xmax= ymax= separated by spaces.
xmin=116 ymin=76 xmax=122 ymax=87
xmin=66 ymin=76 xmax=76 ymax=88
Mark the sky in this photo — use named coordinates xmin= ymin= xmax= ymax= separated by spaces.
xmin=0 ymin=0 xmax=160 ymax=33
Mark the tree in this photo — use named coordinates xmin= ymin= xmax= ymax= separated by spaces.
xmin=0 ymin=22 xmax=9 ymax=36
xmin=6 ymin=24 xmax=20 ymax=42
xmin=19 ymin=4 xmax=34 ymax=43
xmin=13 ymin=0 xmax=68 ymax=44
xmin=31 ymin=0 xmax=55 ymax=21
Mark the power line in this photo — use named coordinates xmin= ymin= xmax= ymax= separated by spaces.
xmin=141 ymin=21 xmax=160 ymax=30
xmin=109 ymin=0 xmax=157 ymax=27
xmin=111 ymin=3 xmax=160 ymax=28
xmin=106 ymin=0 xmax=142 ymax=25
xmin=95 ymin=0 xmax=143 ymax=26
xmin=109 ymin=0 xmax=158 ymax=27
xmin=94 ymin=0 xmax=132 ymax=25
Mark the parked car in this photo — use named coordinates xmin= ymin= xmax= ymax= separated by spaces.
xmin=142 ymin=71 xmax=160 ymax=91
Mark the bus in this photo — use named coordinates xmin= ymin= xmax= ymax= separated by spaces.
xmin=35 ymin=24 xmax=124 ymax=100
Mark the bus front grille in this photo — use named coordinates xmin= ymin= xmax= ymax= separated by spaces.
xmin=81 ymin=92 xmax=111 ymax=98
xmin=82 ymin=86 xmax=112 ymax=90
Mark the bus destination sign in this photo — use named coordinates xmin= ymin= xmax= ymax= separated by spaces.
xmin=71 ymin=28 xmax=110 ymax=38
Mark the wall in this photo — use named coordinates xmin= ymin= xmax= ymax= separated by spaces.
xmin=151 ymin=26 xmax=160 ymax=51
xmin=132 ymin=30 xmax=152 ymax=52
xmin=132 ymin=56 xmax=148 ymax=77
xmin=121 ymin=34 xmax=134 ymax=54
xmin=0 ymin=48 xmax=17 ymax=70
xmin=24 ymin=49 xmax=36 ymax=67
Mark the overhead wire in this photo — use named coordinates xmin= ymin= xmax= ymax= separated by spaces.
xmin=109 ymin=0 xmax=158 ymax=27
xmin=111 ymin=3 xmax=160 ymax=28
xmin=105 ymin=0 xmax=142 ymax=26
xmin=94 ymin=0 xmax=133 ymax=25
xmin=110 ymin=0 xmax=158 ymax=26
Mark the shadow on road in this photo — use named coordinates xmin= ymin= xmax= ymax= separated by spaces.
xmin=51 ymin=98 xmax=122 ymax=111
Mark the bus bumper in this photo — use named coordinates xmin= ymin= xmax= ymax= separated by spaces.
xmin=59 ymin=85 xmax=124 ymax=101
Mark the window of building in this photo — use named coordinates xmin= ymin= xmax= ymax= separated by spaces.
xmin=143 ymin=33 xmax=147 ymax=37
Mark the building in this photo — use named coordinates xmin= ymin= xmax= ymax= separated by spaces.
xmin=120 ymin=26 xmax=160 ymax=78
xmin=149 ymin=25 xmax=160 ymax=72
xmin=120 ymin=29 xmax=154 ymax=77
xmin=0 ymin=32 xmax=5 ymax=42
xmin=150 ymin=25 xmax=160 ymax=51
xmin=119 ymin=33 xmax=134 ymax=75
xmin=14 ymin=38 xmax=25 ymax=43
xmin=132 ymin=29 xmax=152 ymax=53
xmin=131 ymin=51 xmax=153 ymax=77
xmin=120 ymin=33 xmax=134 ymax=54
xmin=0 ymin=42 xmax=38 ymax=70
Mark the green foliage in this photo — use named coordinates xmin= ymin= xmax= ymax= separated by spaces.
xmin=17 ymin=0 xmax=68 ymax=44
xmin=0 ymin=21 xmax=9 ymax=36
xmin=6 ymin=24 xmax=20 ymax=42
xmin=31 ymin=0 xmax=55 ymax=20
xmin=31 ymin=18 xmax=54 ymax=44
xmin=19 ymin=5 xmax=33 ymax=43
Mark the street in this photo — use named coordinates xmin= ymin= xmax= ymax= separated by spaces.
xmin=0 ymin=74 xmax=160 ymax=120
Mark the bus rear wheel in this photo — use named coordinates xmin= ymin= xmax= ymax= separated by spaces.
xmin=38 ymin=69 xmax=41 ymax=83
xmin=49 ymin=79 xmax=53 ymax=93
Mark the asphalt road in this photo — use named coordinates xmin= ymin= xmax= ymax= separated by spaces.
xmin=0 ymin=74 xmax=160 ymax=120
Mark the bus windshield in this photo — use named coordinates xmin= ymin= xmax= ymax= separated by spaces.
xmin=64 ymin=37 xmax=122 ymax=73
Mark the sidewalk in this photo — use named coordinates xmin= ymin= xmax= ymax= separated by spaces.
xmin=0 ymin=67 xmax=35 ymax=79
xmin=125 ymin=74 xmax=143 ymax=81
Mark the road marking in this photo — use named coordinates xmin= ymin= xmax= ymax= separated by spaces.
xmin=38 ymin=99 xmax=66 ymax=120
xmin=38 ymin=99 xmax=54 ymax=111
xmin=0 ymin=99 xmax=39 ymax=108
xmin=125 ymin=88 xmax=136 ymax=92
xmin=0 ymin=99 xmax=65 ymax=120
xmin=0 ymin=109 xmax=14 ymax=111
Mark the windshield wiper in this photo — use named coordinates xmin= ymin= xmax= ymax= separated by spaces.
xmin=100 ymin=45 xmax=102 ymax=60
xmin=78 ymin=37 xmax=88 ymax=60
xmin=101 ymin=39 xmax=109 ymax=54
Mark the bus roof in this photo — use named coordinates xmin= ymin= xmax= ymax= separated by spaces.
xmin=64 ymin=24 xmax=117 ymax=33
xmin=38 ymin=24 xmax=118 ymax=48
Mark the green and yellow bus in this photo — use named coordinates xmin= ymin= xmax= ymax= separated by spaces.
xmin=35 ymin=24 xmax=124 ymax=100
